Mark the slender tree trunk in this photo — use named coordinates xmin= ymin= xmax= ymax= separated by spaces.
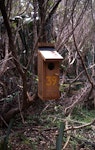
xmin=38 ymin=0 xmax=47 ymax=42
xmin=0 ymin=0 xmax=28 ymax=115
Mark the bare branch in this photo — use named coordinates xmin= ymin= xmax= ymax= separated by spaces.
xmin=65 ymin=119 xmax=95 ymax=132
xmin=0 ymin=0 xmax=25 ymax=77
xmin=0 ymin=35 xmax=12 ymax=77
xmin=46 ymin=0 xmax=62 ymax=24
xmin=71 ymin=7 xmax=93 ymax=87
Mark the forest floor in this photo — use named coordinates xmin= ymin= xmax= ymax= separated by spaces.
xmin=0 ymin=97 xmax=95 ymax=150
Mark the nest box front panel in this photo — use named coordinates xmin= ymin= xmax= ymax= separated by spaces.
xmin=38 ymin=44 xmax=63 ymax=100
xmin=42 ymin=61 xmax=60 ymax=100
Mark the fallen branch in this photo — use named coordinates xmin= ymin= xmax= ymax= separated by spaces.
xmin=65 ymin=119 xmax=95 ymax=132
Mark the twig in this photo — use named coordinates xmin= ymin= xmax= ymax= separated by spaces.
xmin=0 ymin=115 xmax=14 ymax=132
xmin=0 ymin=35 xmax=12 ymax=77
xmin=17 ymin=93 xmax=25 ymax=124
xmin=40 ymin=104 xmax=51 ymax=115
xmin=62 ymin=135 xmax=71 ymax=150
xmin=31 ymin=127 xmax=58 ymax=132
xmin=0 ymin=115 xmax=9 ymax=128
xmin=64 ymin=119 xmax=95 ymax=132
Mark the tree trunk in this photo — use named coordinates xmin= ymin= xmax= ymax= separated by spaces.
xmin=38 ymin=0 xmax=47 ymax=42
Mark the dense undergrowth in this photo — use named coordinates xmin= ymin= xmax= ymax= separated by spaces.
xmin=0 ymin=100 xmax=95 ymax=150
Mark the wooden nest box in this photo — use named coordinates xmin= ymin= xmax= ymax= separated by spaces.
xmin=38 ymin=43 xmax=63 ymax=100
